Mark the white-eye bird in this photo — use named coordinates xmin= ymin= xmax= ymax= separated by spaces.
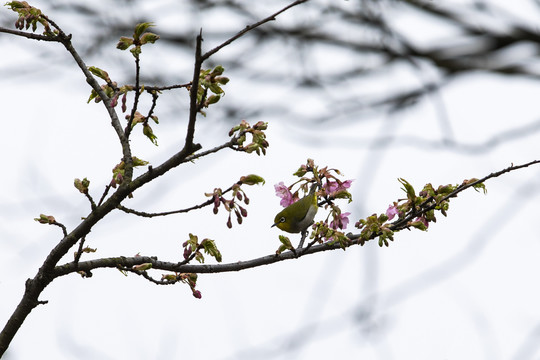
xmin=272 ymin=184 xmax=318 ymax=233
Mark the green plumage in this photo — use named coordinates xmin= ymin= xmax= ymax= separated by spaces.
xmin=272 ymin=186 xmax=318 ymax=233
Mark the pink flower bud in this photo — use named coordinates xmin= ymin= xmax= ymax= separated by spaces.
xmin=386 ymin=205 xmax=398 ymax=220
xmin=121 ymin=93 xmax=127 ymax=113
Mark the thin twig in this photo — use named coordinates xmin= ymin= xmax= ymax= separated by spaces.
xmin=141 ymin=83 xmax=191 ymax=91
xmin=117 ymin=201 xmax=212 ymax=217
xmin=119 ymin=267 xmax=176 ymax=285
xmin=60 ymin=37 xmax=129 ymax=155
xmin=389 ymin=159 xmax=540 ymax=232
xmin=201 ymin=0 xmax=310 ymax=61
xmin=177 ymin=242 xmax=206 ymax=266
xmin=0 ymin=26 xmax=59 ymax=41
xmin=52 ymin=159 xmax=540 ymax=278
xmin=84 ymin=193 xmax=97 ymax=211
xmin=302 ymin=238 xmax=320 ymax=254
xmin=52 ymin=221 xmax=68 ymax=237
xmin=123 ymin=135 xmax=237 ymax=198
xmin=146 ymin=91 xmax=159 ymax=120
xmin=73 ymin=236 xmax=87 ymax=266
xmin=0 ymin=3 xmax=309 ymax=356
xmin=97 ymin=184 xmax=112 ymax=207
xmin=125 ymin=54 xmax=141 ymax=139
xmin=117 ymin=174 xmax=238 ymax=217
xmin=181 ymin=137 xmax=238 ymax=163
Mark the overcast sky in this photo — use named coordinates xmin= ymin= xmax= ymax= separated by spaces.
xmin=2 ymin=1 xmax=540 ymax=359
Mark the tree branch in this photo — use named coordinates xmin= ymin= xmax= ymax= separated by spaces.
xmin=51 ymin=159 xmax=540 ymax=281
xmin=6 ymin=0 xmax=537 ymax=356
xmin=386 ymin=159 xmax=540 ymax=233
xmin=56 ymin=34 xmax=132 ymax=165
xmin=50 ymin=159 xmax=540 ymax=282
xmin=0 ymin=2 xmax=304 ymax=356
xmin=117 ymin=200 xmax=214 ymax=218
xmin=124 ymin=53 xmax=142 ymax=140
xmin=184 ymin=30 xmax=203 ymax=153
xmin=0 ymin=20 xmax=134 ymax=167
xmin=0 ymin=26 xmax=59 ymax=41
xmin=52 ymin=244 xmax=342 ymax=279
xmin=0 ymin=180 xmax=133 ymax=356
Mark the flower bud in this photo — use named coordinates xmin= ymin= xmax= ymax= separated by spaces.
xmin=183 ymin=246 xmax=192 ymax=260
xmin=239 ymin=205 xmax=247 ymax=217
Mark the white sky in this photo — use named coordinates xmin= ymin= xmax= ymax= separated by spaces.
xmin=1 ymin=1 xmax=540 ymax=359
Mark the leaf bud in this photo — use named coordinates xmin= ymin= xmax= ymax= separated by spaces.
xmin=34 ymin=214 xmax=55 ymax=224
xmin=131 ymin=156 xmax=149 ymax=167
xmin=216 ymin=76 xmax=229 ymax=85
xmin=116 ymin=36 xmax=133 ymax=50
xmin=132 ymin=263 xmax=152 ymax=271
xmin=239 ymin=174 xmax=265 ymax=186
xmin=140 ymin=32 xmax=160 ymax=45
xmin=133 ymin=22 xmax=154 ymax=39
xmin=161 ymin=274 xmax=177 ymax=282
xmin=206 ymin=94 xmax=221 ymax=105
xmin=212 ymin=65 xmax=225 ymax=76
xmin=253 ymin=121 xmax=267 ymax=130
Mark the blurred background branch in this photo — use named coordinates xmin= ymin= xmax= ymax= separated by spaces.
xmin=2 ymin=1 xmax=540 ymax=359
xmin=2 ymin=0 xmax=539 ymax=142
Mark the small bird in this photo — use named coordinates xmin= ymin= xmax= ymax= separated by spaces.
xmin=272 ymin=184 xmax=318 ymax=233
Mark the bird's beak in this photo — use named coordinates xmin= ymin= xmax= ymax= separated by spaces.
xmin=271 ymin=222 xmax=277 ymax=228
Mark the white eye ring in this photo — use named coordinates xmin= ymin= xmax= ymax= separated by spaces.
xmin=280 ymin=217 xmax=286 ymax=223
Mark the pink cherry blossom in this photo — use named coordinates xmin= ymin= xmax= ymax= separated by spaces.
xmin=324 ymin=179 xmax=353 ymax=195
xmin=386 ymin=204 xmax=398 ymax=220
xmin=274 ymin=182 xmax=295 ymax=207
xmin=330 ymin=212 xmax=351 ymax=230
xmin=415 ymin=216 xmax=429 ymax=228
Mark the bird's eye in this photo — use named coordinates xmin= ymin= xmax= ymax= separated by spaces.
xmin=280 ymin=217 xmax=286 ymax=223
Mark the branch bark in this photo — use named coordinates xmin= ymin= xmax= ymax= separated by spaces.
xmin=0 ymin=1 xmax=311 ymax=356
xmin=51 ymin=159 xmax=540 ymax=277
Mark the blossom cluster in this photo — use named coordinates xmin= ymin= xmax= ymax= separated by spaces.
xmin=273 ymin=159 xmax=353 ymax=246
